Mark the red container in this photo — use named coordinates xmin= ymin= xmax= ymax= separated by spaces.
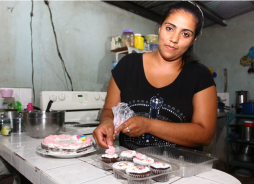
xmin=245 ymin=121 xmax=254 ymax=127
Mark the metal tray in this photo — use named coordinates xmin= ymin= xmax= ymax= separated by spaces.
xmin=136 ymin=146 xmax=218 ymax=178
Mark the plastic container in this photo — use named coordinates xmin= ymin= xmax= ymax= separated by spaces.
xmin=136 ymin=146 xmax=218 ymax=178
xmin=134 ymin=34 xmax=144 ymax=50
xmin=121 ymin=29 xmax=134 ymax=47
xmin=150 ymin=44 xmax=158 ymax=51
xmin=93 ymin=150 xmax=180 ymax=183
xmin=242 ymin=102 xmax=254 ymax=115
xmin=245 ymin=121 xmax=254 ymax=127
xmin=27 ymin=103 xmax=34 ymax=111
xmin=145 ymin=34 xmax=158 ymax=44
xmin=1 ymin=89 xmax=13 ymax=98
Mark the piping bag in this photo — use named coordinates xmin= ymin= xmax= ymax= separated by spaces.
xmin=112 ymin=102 xmax=135 ymax=136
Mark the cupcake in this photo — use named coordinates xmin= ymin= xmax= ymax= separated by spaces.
xmin=149 ymin=162 xmax=172 ymax=182
xmin=120 ymin=150 xmax=137 ymax=161
xmin=133 ymin=153 xmax=154 ymax=166
xmin=126 ymin=165 xmax=151 ymax=184
xmin=101 ymin=153 xmax=119 ymax=163
xmin=112 ymin=161 xmax=134 ymax=179
xmin=101 ymin=146 xmax=119 ymax=163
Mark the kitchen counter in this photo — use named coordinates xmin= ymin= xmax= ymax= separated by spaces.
xmin=0 ymin=133 xmax=240 ymax=184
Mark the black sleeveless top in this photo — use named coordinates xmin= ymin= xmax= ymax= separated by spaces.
xmin=112 ymin=53 xmax=215 ymax=150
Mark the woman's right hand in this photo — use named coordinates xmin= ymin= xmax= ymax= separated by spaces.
xmin=92 ymin=121 xmax=115 ymax=148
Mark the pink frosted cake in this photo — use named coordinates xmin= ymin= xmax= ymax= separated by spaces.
xmin=41 ymin=134 xmax=92 ymax=153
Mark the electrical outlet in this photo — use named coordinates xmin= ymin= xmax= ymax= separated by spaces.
xmin=217 ymin=92 xmax=229 ymax=107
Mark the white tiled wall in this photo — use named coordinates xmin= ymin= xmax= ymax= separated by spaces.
xmin=0 ymin=87 xmax=32 ymax=109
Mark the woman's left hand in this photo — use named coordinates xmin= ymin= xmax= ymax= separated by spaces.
xmin=114 ymin=116 xmax=150 ymax=137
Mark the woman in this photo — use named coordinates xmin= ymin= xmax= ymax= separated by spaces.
xmin=93 ymin=1 xmax=217 ymax=150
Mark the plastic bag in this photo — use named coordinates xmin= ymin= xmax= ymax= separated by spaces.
xmin=112 ymin=102 xmax=135 ymax=130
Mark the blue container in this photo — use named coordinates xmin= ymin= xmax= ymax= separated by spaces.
xmin=242 ymin=102 xmax=254 ymax=115
xmin=150 ymin=44 xmax=158 ymax=51
xmin=248 ymin=46 xmax=254 ymax=59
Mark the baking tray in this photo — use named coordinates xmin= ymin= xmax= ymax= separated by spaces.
xmin=136 ymin=146 xmax=218 ymax=178
xmin=93 ymin=151 xmax=180 ymax=184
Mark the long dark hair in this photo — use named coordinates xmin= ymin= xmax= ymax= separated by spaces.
xmin=160 ymin=1 xmax=204 ymax=65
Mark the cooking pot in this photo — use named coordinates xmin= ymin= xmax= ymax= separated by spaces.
xmin=23 ymin=110 xmax=65 ymax=138
xmin=242 ymin=102 xmax=254 ymax=115
xmin=234 ymin=91 xmax=248 ymax=113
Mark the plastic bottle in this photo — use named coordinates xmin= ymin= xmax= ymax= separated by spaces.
xmin=2 ymin=116 xmax=11 ymax=136
xmin=27 ymin=103 xmax=34 ymax=111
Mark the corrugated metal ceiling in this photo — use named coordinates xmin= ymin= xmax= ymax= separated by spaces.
xmin=106 ymin=1 xmax=254 ymax=27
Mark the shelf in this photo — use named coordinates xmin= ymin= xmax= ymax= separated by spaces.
xmin=111 ymin=47 xmax=128 ymax=53
xmin=226 ymin=113 xmax=254 ymax=171
xmin=228 ymin=160 xmax=254 ymax=169
xmin=228 ymin=138 xmax=254 ymax=145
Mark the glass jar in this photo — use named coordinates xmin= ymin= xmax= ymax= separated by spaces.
xmin=2 ymin=116 xmax=11 ymax=136
xmin=121 ymin=29 xmax=134 ymax=47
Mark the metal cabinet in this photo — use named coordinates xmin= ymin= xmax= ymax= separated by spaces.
xmin=226 ymin=113 xmax=254 ymax=171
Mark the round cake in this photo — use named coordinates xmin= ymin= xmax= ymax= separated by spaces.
xmin=126 ymin=165 xmax=151 ymax=183
xmin=41 ymin=134 xmax=92 ymax=153
xmin=149 ymin=162 xmax=172 ymax=182
xmin=112 ymin=161 xmax=134 ymax=179
xmin=120 ymin=150 xmax=137 ymax=161
xmin=133 ymin=153 xmax=154 ymax=166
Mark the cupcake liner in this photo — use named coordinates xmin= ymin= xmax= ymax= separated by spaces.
xmin=127 ymin=172 xmax=151 ymax=184
xmin=150 ymin=167 xmax=171 ymax=182
xmin=120 ymin=156 xmax=133 ymax=162
xmin=113 ymin=169 xmax=125 ymax=179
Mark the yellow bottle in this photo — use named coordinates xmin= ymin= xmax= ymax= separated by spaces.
xmin=2 ymin=117 xmax=11 ymax=136
xmin=134 ymin=34 xmax=144 ymax=50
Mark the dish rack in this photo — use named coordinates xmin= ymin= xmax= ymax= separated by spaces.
xmin=136 ymin=146 xmax=218 ymax=178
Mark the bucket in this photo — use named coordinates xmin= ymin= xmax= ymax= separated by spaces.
xmin=242 ymin=102 xmax=254 ymax=115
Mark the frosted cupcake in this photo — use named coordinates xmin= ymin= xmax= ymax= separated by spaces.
xmin=101 ymin=146 xmax=119 ymax=163
xmin=101 ymin=153 xmax=119 ymax=163
xmin=120 ymin=150 xmax=137 ymax=161
xmin=126 ymin=165 xmax=151 ymax=184
xmin=112 ymin=161 xmax=134 ymax=179
xmin=133 ymin=153 xmax=154 ymax=166
xmin=149 ymin=162 xmax=172 ymax=182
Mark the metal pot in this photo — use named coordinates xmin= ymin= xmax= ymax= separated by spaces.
xmin=23 ymin=110 xmax=65 ymax=138
xmin=235 ymin=90 xmax=248 ymax=113
xmin=240 ymin=125 xmax=254 ymax=141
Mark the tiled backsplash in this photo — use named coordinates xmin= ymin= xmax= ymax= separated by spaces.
xmin=0 ymin=87 xmax=32 ymax=109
